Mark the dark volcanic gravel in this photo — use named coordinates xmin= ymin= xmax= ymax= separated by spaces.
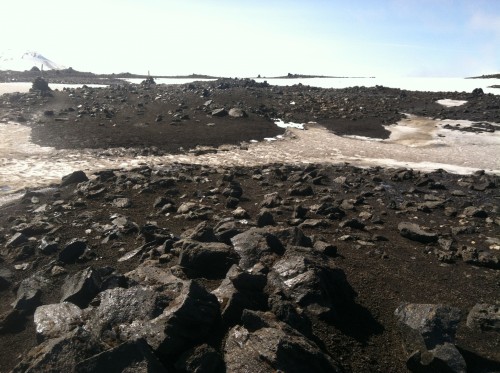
xmin=0 ymin=78 xmax=499 ymax=373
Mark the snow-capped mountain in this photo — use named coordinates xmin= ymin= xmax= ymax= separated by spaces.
xmin=0 ymin=50 xmax=66 ymax=71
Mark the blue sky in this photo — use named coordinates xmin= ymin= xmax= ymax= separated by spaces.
xmin=1 ymin=0 xmax=499 ymax=76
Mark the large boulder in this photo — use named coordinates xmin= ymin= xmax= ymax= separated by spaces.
xmin=211 ymin=265 xmax=268 ymax=324
xmin=270 ymin=246 xmax=356 ymax=316
xmin=177 ymin=240 xmax=239 ymax=278
xmin=231 ymin=228 xmax=284 ymax=270
xmin=224 ymin=310 xmax=341 ymax=373
xmin=12 ymin=328 xmax=101 ymax=373
xmin=60 ymin=267 xmax=103 ymax=308
xmin=34 ymin=302 xmax=84 ymax=341
xmin=395 ymin=303 xmax=465 ymax=373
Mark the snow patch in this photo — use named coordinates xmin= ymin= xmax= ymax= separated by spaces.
xmin=274 ymin=119 xmax=304 ymax=129
xmin=436 ymin=99 xmax=467 ymax=107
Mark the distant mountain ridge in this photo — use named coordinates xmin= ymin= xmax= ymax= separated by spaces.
xmin=0 ymin=50 xmax=65 ymax=71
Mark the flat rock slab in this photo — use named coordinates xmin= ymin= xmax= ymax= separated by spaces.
xmin=398 ymin=222 xmax=438 ymax=243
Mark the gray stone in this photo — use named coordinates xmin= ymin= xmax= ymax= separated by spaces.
xmin=34 ymin=302 xmax=84 ymax=341
xmin=466 ymin=303 xmax=500 ymax=332
xmin=224 ymin=310 xmax=341 ymax=373
xmin=211 ymin=108 xmax=227 ymax=117
xmin=398 ymin=222 xmax=438 ymax=243
xmin=59 ymin=238 xmax=87 ymax=263
xmin=231 ymin=228 xmax=284 ymax=270
xmin=178 ymin=240 xmax=239 ymax=278
xmin=394 ymin=303 xmax=462 ymax=351
xmin=6 ymin=232 xmax=29 ymax=248
xmin=112 ymin=198 xmax=132 ymax=208
xmin=211 ymin=265 xmax=267 ymax=324
xmin=87 ymin=285 xmax=171 ymax=340
xmin=271 ymin=246 xmax=356 ymax=316
xmin=61 ymin=267 xmax=103 ymax=308
xmin=395 ymin=303 xmax=465 ymax=373
xmin=12 ymin=271 xmax=51 ymax=312
xmin=12 ymin=328 xmax=100 ymax=373
xmin=228 ymin=108 xmax=247 ymax=118
xmin=256 ymin=210 xmax=275 ymax=227
xmin=61 ymin=170 xmax=89 ymax=187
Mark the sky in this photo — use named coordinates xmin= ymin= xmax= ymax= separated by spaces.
xmin=1 ymin=0 xmax=499 ymax=77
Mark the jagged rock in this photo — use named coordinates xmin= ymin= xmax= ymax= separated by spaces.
xmin=395 ymin=303 xmax=462 ymax=350
xmin=213 ymin=219 xmax=248 ymax=244
xmin=289 ymin=183 xmax=314 ymax=196
xmin=183 ymin=221 xmax=217 ymax=242
xmin=228 ymin=263 xmax=268 ymax=292
xmin=222 ymin=181 xmax=243 ymax=199
xmin=58 ymin=238 xmax=87 ymax=263
xmin=175 ymin=344 xmax=223 ymax=373
xmin=61 ymin=170 xmax=89 ymax=187
xmin=293 ymin=205 xmax=308 ymax=219
xmin=231 ymin=228 xmax=284 ymax=270
xmin=12 ymin=271 xmax=51 ymax=312
xmin=211 ymin=265 xmax=267 ymax=324
xmin=75 ymin=339 xmax=167 ymax=373
xmin=466 ymin=303 xmax=500 ymax=332
xmin=61 ymin=267 xmax=103 ymax=308
xmin=136 ymin=281 xmax=220 ymax=356
xmin=271 ymin=246 xmax=356 ymax=316
xmin=12 ymin=328 xmax=101 ymax=373
xmin=38 ymin=238 xmax=58 ymax=255
xmin=260 ymin=192 xmax=282 ymax=208
xmin=398 ymin=222 xmax=438 ymax=243
xmin=256 ymin=210 xmax=275 ymax=227
xmin=178 ymin=240 xmax=239 ymax=278
xmin=34 ymin=302 xmax=84 ymax=341
xmin=395 ymin=303 xmax=465 ymax=373
xmin=273 ymin=227 xmax=312 ymax=248
xmin=6 ymin=232 xmax=29 ymax=248
xmin=224 ymin=310 xmax=341 ymax=373
xmin=86 ymin=279 xmax=220 ymax=357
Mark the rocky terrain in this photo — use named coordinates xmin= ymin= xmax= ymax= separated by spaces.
xmin=1 ymin=77 xmax=499 ymax=153
xmin=0 ymin=78 xmax=499 ymax=372
xmin=0 ymin=163 xmax=499 ymax=373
